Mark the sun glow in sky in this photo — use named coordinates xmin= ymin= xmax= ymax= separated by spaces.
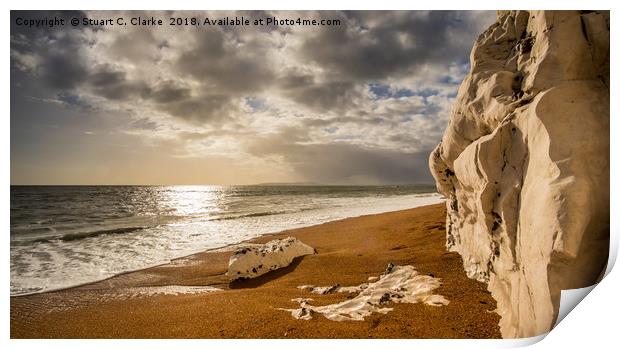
xmin=10 ymin=10 xmax=495 ymax=185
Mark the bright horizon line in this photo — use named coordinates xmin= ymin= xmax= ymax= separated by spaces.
xmin=10 ymin=182 xmax=437 ymax=187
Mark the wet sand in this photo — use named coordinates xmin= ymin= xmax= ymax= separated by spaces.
xmin=10 ymin=203 xmax=502 ymax=338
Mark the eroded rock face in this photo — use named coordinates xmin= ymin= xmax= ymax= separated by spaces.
xmin=429 ymin=10 xmax=609 ymax=338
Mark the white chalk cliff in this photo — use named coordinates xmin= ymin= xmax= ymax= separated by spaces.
xmin=429 ymin=10 xmax=609 ymax=338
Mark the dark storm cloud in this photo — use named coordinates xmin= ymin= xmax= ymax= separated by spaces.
xmin=159 ymin=95 xmax=235 ymax=124
xmin=290 ymin=144 xmax=434 ymax=184
xmin=150 ymin=82 xmax=192 ymax=104
xmin=88 ymin=65 xmax=152 ymax=101
xmin=39 ymin=51 xmax=89 ymax=90
xmin=248 ymin=127 xmax=434 ymax=184
xmin=275 ymin=11 xmax=493 ymax=113
xmin=175 ymin=27 xmax=276 ymax=95
xmin=11 ymin=11 xmax=90 ymax=90
xmin=279 ymin=71 xmax=314 ymax=89
xmin=300 ymin=11 xmax=481 ymax=80
xmin=284 ymin=80 xmax=358 ymax=112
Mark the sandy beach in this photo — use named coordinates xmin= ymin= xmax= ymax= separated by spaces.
xmin=10 ymin=203 xmax=501 ymax=338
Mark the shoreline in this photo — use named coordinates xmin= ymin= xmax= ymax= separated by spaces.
xmin=11 ymin=194 xmax=444 ymax=298
xmin=11 ymin=203 xmax=502 ymax=338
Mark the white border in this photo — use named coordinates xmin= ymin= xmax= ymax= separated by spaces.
xmin=3 ymin=1 xmax=618 ymax=348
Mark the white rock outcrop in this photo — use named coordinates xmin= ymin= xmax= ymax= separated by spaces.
xmin=429 ymin=10 xmax=609 ymax=338
xmin=281 ymin=265 xmax=449 ymax=321
xmin=228 ymin=237 xmax=316 ymax=281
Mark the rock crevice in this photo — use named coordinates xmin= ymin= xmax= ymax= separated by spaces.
xmin=429 ymin=10 xmax=609 ymax=338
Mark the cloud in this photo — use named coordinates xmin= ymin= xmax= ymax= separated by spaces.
xmin=129 ymin=117 xmax=160 ymax=131
xmin=175 ymin=27 xmax=276 ymax=95
xmin=157 ymin=94 xmax=237 ymax=125
xmin=10 ymin=10 xmax=496 ymax=184
xmin=247 ymin=127 xmax=434 ymax=184
xmin=88 ymin=65 xmax=153 ymax=101
xmin=149 ymin=81 xmax=191 ymax=104
xmin=299 ymin=11 xmax=483 ymax=80
xmin=283 ymin=79 xmax=361 ymax=112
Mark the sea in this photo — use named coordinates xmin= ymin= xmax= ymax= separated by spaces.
xmin=10 ymin=185 xmax=443 ymax=296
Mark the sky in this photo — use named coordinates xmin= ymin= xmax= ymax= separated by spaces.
xmin=10 ymin=10 xmax=495 ymax=185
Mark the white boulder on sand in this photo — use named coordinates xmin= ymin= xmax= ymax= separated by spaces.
xmin=429 ymin=10 xmax=609 ymax=338
xmin=280 ymin=264 xmax=449 ymax=321
xmin=228 ymin=237 xmax=316 ymax=281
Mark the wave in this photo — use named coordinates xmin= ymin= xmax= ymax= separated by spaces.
xmin=10 ymin=191 xmax=444 ymax=296
xmin=16 ymin=226 xmax=146 ymax=244
xmin=205 ymin=193 xmax=442 ymax=222
xmin=209 ymin=210 xmax=292 ymax=221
